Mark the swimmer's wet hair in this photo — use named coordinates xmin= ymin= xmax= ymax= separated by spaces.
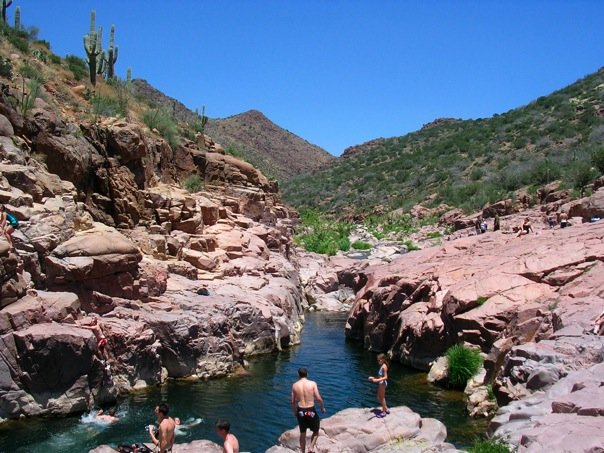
xmin=215 ymin=418 xmax=231 ymax=432
xmin=298 ymin=367 xmax=308 ymax=378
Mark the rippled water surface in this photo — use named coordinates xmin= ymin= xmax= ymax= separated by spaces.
xmin=0 ymin=312 xmax=486 ymax=452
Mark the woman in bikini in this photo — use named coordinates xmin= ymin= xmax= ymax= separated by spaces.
xmin=368 ymin=353 xmax=390 ymax=417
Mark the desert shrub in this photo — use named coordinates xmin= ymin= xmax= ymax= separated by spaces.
xmin=65 ymin=55 xmax=88 ymax=81
xmin=295 ymin=209 xmax=352 ymax=256
xmin=592 ymin=147 xmax=604 ymax=174
xmin=16 ymin=79 xmax=41 ymax=117
xmin=183 ymin=174 xmax=203 ymax=193
xmin=18 ymin=62 xmax=44 ymax=83
xmin=568 ymin=160 xmax=598 ymax=190
xmin=351 ymin=240 xmax=372 ymax=250
xmin=0 ymin=56 xmax=13 ymax=79
xmin=225 ymin=145 xmax=244 ymax=158
xmin=91 ymin=93 xmax=127 ymax=118
xmin=468 ymin=437 xmax=513 ymax=453
xmin=427 ymin=231 xmax=442 ymax=239
xmin=446 ymin=344 xmax=483 ymax=388
xmin=143 ymin=108 xmax=180 ymax=149
xmin=35 ymin=39 xmax=51 ymax=50
xmin=404 ymin=240 xmax=420 ymax=251
xmin=476 ymin=296 xmax=488 ymax=306
xmin=49 ymin=54 xmax=61 ymax=65
xmin=31 ymin=48 xmax=48 ymax=63
xmin=527 ymin=160 xmax=562 ymax=185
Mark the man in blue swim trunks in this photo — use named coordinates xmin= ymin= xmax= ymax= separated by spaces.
xmin=291 ymin=367 xmax=325 ymax=453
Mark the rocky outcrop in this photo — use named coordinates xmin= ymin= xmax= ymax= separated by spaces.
xmin=266 ymin=406 xmax=463 ymax=453
xmin=0 ymin=84 xmax=303 ymax=421
xmin=490 ymin=362 xmax=604 ymax=452
xmin=89 ymin=440 xmax=222 ymax=453
xmin=345 ymin=218 xmax=604 ymax=371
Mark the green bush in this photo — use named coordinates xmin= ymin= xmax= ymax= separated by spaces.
xmin=31 ymin=48 xmax=48 ymax=63
xmin=351 ymin=240 xmax=372 ymax=250
xmin=65 ymin=55 xmax=88 ymax=81
xmin=143 ymin=108 xmax=180 ymax=149
xmin=49 ymin=54 xmax=61 ymax=65
xmin=468 ymin=437 xmax=512 ymax=453
xmin=295 ymin=209 xmax=352 ymax=256
xmin=18 ymin=62 xmax=44 ymax=83
xmin=16 ymin=79 xmax=41 ymax=117
xmin=404 ymin=240 xmax=420 ymax=251
xmin=183 ymin=174 xmax=203 ymax=193
xmin=568 ymin=161 xmax=598 ymax=190
xmin=446 ymin=344 xmax=483 ymax=388
xmin=0 ymin=56 xmax=13 ymax=79
xmin=91 ymin=93 xmax=127 ymax=118
xmin=592 ymin=147 xmax=604 ymax=174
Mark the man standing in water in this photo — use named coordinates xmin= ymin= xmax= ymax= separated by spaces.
xmin=149 ymin=403 xmax=176 ymax=453
xmin=291 ymin=367 xmax=325 ymax=453
xmin=215 ymin=419 xmax=240 ymax=453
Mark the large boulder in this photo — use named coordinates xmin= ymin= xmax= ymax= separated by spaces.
xmin=267 ymin=406 xmax=462 ymax=453
xmin=0 ymin=323 xmax=114 ymax=419
xmin=45 ymin=227 xmax=142 ymax=300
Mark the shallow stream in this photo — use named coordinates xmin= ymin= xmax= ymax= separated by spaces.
xmin=0 ymin=312 xmax=486 ymax=452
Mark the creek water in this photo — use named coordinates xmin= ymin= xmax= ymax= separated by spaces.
xmin=0 ymin=312 xmax=486 ymax=453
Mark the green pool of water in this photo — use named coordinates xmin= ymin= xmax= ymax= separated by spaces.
xmin=0 ymin=312 xmax=486 ymax=452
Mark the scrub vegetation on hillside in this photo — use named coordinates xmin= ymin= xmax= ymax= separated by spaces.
xmin=283 ymin=70 xmax=604 ymax=216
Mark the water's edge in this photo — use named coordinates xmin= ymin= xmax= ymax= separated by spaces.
xmin=0 ymin=312 xmax=486 ymax=453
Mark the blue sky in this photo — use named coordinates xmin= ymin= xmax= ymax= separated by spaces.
xmin=12 ymin=1 xmax=604 ymax=156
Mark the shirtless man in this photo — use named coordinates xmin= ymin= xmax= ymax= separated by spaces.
xmin=149 ymin=403 xmax=176 ymax=453
xmin=95 ymin=408 xmax=119 ymax=423
xmin=291 ymin=367 xmax=325 ymax=453
xmin=77 ymin=317 xmax=110 ymax=365
xmin=215 ymin=419 xmax=239 ymax=453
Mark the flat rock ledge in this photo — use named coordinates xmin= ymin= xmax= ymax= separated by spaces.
xmin=266 ymin=406 xmax=463 ymax=453
xmin=89 ymin=406 xmax=462 ymax=453
xmin=489 ymin=361 xmax=604 ymax=453
xmin=89 ymin=439 xmax=222 ymax=453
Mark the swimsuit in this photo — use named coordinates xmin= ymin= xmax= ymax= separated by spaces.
xmin=523 ymin=224 xmax=531 ymax=233
xmin=378 ymin=366 xmax=387 ymax=386
xmin=296 ymin=406 xmax=320 ymax=433
xmin=98 ymin=336 xmax=108 ymax=349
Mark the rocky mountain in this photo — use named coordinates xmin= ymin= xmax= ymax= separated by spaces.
xmin=204 ymin=109 xmax=334 ymax=181
xmin=0 ymin=23 xmax=306 ymax=421
xmin=131 ymin=80 xmax=334 ymax=182
xmin=283 ymin=68 xmax=604 ymax=215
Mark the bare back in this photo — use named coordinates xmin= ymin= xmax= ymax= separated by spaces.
xmin=159 ymin=417 xmax=176 ymax=451
xmin=224 ymin=433 xmax=239 ymax=453
xmin=292 ymin=378 xmax=321 ymax=408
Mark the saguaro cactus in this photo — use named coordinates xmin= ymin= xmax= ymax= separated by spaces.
xmin=1 ymin=0 xmax=12 ymax=24
xmin=126 ymin=67 xmax=132 ymax=83
xmin=13 ymin=5 xmax=19 ymax=30
xmin=105 ymin=25 xmax=118 ymax=79
xmin=83 ymin=10 xmax=103 ymax=86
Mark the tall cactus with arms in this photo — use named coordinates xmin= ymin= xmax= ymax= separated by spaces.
xmin=13 ymin=5 xmax=19 ymax=30
xmin=1 ymin=0 xmax=12 ymax=24
xmin=83 ymin=10 xmax=103 ymax=86
xmin=105 ymin=25 xmax=118 ymax=79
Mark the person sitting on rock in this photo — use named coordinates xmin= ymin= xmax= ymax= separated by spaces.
xmin=0 ymin=204 xmax=17 ymax=248
xmin=516 ymin=218 xmax=533 ymax=238
xmin=559 ymin=211 xmax=569 ymax=228
xmin=547 ymin=214 xmax=557 ymax=229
